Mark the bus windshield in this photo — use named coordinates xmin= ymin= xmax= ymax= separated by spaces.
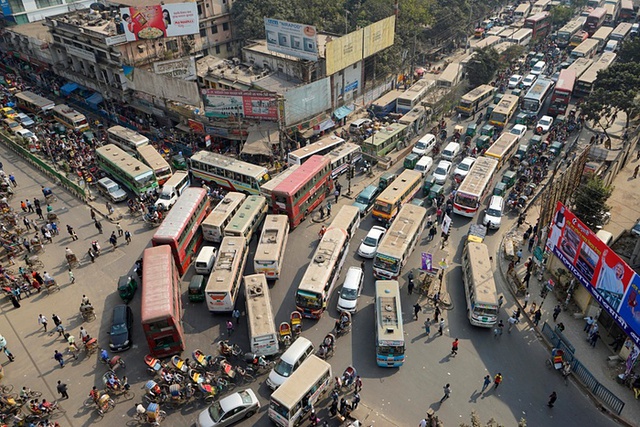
xmin=377 ymin=343 xmax=405 ymax=356
xmin=455 ymin=193 xmax=477 ymax=208
xmin=491 ymin=112 xmax=508 ymax=123
xmin=135 ymin=170 xmax=156 ymax=186
xmin=295 ymin=290 xmax=322 ymax=309
xmin=373 ymin=254 xmax=399 ymax=273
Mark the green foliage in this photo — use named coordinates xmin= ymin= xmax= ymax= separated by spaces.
xmin=572 ymin=177 xmax=613 ymax=232
xmin=466 ymin=47 xmax=499 ymax=87
xmin=549 ymin=5 xmax=573 ymax=27
xmin=501 ymin=45 xmax=525 ymax=65
xmin=618 ymin=37 xmax=640 ymax=64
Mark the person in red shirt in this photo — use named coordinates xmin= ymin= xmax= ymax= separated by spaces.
xmin=451 ymin=338 xmax=459 ymax=356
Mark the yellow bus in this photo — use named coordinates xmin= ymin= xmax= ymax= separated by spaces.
xmin=457 ymin=84 xmax=496 ymax=117
xmin=136 ymin=145 xmax=172 ymax=185
xmin=483 ymin=133 xmax=520 ymax=169
xmin=201 ymin=192 xmax=246 ymax=243
xmin=108 ymin=125 xmax=150 ymax=154
xmin=461 ymin=242 xmax=499 ymax=327
xmin=223 ymin=195 xmax=268 ymax=244
xmin=253 ymin=215 xmax=290 ymax=280
xmin=372 ymin=169 xmax=422 ymax=222
xmin=52 ymin=104 xmax=89 ymax=132
xmin=244 ymin=274 xmax=279 ymax=356
xmin=488 ymin=94 xmax=519 ymax=129
xmin=204 ymin=237 xmax=248 ymax=312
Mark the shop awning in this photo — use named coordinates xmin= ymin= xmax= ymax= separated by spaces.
xmin=176 ymin=123 xmax=191 ymax=133
xmin=241 ymin=123 xmax=279 ymax=156
xmin=85 ymin=92 xmax=104 ymax=108
xmin=333 ymin=105 xmax=354 ymax=120
xmin=60 ymin=82 xmax=79 ymax=96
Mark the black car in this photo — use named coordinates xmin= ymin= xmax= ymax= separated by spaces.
xmin=108 ymin=304 xmax=133 ymax=352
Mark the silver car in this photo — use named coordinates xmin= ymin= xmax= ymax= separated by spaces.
xmin=196 ymin=389 xmax=260 ymax=427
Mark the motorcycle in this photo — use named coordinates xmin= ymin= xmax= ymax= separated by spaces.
xmin=243 ymin=353 xmax=273 ymax=373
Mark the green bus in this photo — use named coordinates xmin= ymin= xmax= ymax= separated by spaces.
xmin=361 ymin=123 xmax=407 ymax=157
xmin=96 ymin=144 xmax=158 ymax=196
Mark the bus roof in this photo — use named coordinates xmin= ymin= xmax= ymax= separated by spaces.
xmin=371 ymin=90 xmax=403 ymax=107
xmin=460 ymin=85 xmax=495 ymax=103
xmin=376 ymin=169 xmax=422 ymax=204
xmin=298 ymin=228 xmax=348 ymax=293
xmin=201 ymin=192 xmax=246 ymax=228
xmin=270 ymin=355 xmax=331 ymax=407
xmin=398 ymin=79 xmax=433 ymax=102
xmin=189 ymin=151 xmax=269 ymax=180
xmin=260 ymin=165 xmax=300 ymax=195
xmin=591 ymin=25 xmax=613 ymax=40
xmin=559 ymin=18 xmax=586 ymax=34
xmin=376 ymin=204 xmax=427 ymax=260
xmin=375 ymin=280 xmax=404 ymax=344
xmin=244 ymin=274 xmax=276 ymax=338
xmin=524 ymin=78 xmax=555 ymax=101
xmin=555 ymin=69 xmax=577 ymax=93
xmin=579 ymin=52 xmax=616 ymax=84
xmin=108 ymin=125 xmax=149 ymax=144
xmin=457 ymin=157 xmax=499 ymax=197
xmin=588 ymin=7 xmax=607 ymax=19
xmin=52 ymin=104 xmax=85 ymax=120
xmin=492 ymin=94 xmax=519 ymax=114
xmin=206 ymin=237 xmax=247 ymax=292
xmin=362 ymin=123 xmax=407 ymax=147
xmin=525 ymin=11 xmax=549 ymax=22
xmin=567 ymin=57 xmax=594 ymax=78
xmin=273 ymin=155 xmax=330 ymax=196
xmin=288 ymin=135 xmax=345 ymax=163
xmin=225 ymin=195 xmax=266 ymax=235
xmin=465 ymin=242 xmax=498 ymax=305
xmin=485 ymin=133 xmax=519 ymax=159
xmin=137 ymin=145 xmax=170 ymax=171
xmin=327 ymin=142 xmax=361 ymax=162
xmin=254 ymin=215 xmax=289 ymax=261
xmin=153 ymin=188 xmax=208 ymax=240
xmin=141 ymin=245 xmax=177 ymax=323
xmin=96 ymin=144 xmax=153 ymax=178
xmin=161 ymin=171 xmax=189 ymax=188
xmin=15 ymin=91 xmax=55 ymax=109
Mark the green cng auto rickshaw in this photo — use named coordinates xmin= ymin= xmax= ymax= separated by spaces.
xmin=481 ymin=124 xmax=495 ymax=138
xmin=172 ymin=154 xmax=187 ymax=170
xmin=501 ymin=170 xmax=517 ymax=188
xmin=404 ymin=153 xmax=420 ymax=170
xmin=466 ymin=123 xmax=477 ymax=137
xmin=427 ymin=183 xmax=444 ymax=203
xmin=493 ymin=182 xmax=507 ymax=197
xmin=379 ymin=172 xmax=397 ymax=191
xmin=188 ymin=275 xmax=205 ymax=302
xmin=476 ymin=135 xmax=491 ymax=151
xmin=118 ymin=275 xmax=138 ymax=304
xmin=423 ymin=174 xmax=436 ymax=197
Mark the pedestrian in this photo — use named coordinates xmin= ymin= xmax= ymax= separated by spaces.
xmin=408 ymin=278 xmax=414 ymax=295
xmin=88 ymin=249 xmax=95 ymax=263
xmin=589 ymin=331 xmax=600 ymax=347
xmin=35 ymin=206 xmax=43 ymax=220
xmin=413 ymin=302 xmax=421 ymax=320
xmin=79 ymin=326 xmax=89 ymax=342
xmin=44 ymin=230 xmax=52 ymax=243
xmin=528 ymin=236 xmax=535 ymax=252
xmin=583 ymin=316 xmax=594 ymax=332
xmin=498 ymin=295 xmax=504 ymax=309
xmin=94 ymin=219 xmax=103 ymax=234
xmin=109 ymin=231 xmax=117 ymax=249
xmin=52 ymin=314 xmax=61 ymax=327
xmin=116 ymin=223 xmax=123 ymax=237
xmin=90 ymin=209 xmax=96 ymax=221
xmin=326 ymin=201 xmax=332 ymax=216
xmin=68 ymin=269 xmax=75 ymax=284
xmin=33 ymin=198 xmax=40 ymax=209
xmin=547 ymin=391 xmax=557 ymax=407
xmin=424 ymin=318 xmax=431 ymax=337
xmin=534 ymin=308 xmax=542 ymax=326
xmin=523 ymin=270 xmax=532 ymax=288
xmin=360 ymin=260 xmax=365 ymax=272
xmin=56 ymin=381 xmax=69 ymax=399
xmin=633 ymin=165 xmax=639 ymax=179
xmin=336 ymin=182 xmax=342 ymax=195
xmin=51 ymin=222 xmax=59 ymax=235
xmin=507 ymin=315 xmax=518 ymax=333
xmin=20 ymin=200 xmax=27 ymax=213
xmin=334 ymin=189 xmax=339 ymax=203
xmin=232 ymin=309 xmax=241 ymax=324
xmin=438 ymin=318 xmax=445 ymax=336
xmin=524 ymin=292 xmax=530 ymax=309
xmin=9 ymin=174 xmax=17 ymax=187
xmin=351 ymin=392 xmax=360 ymax=409
xmin=451 ymin=338 xmax=459 ymax=356
xmin=125 ymin=230 xmax=131 ymax=244
xmin=440 ymin=384 xmax=451 ymax=402
xmin=553 ymin=305 xmax=562 ymax=322
xmin=23 ymin=217 xmax=31 ymax=230
xmin=226 ymin=320 xmax=234 ymax=336
xmin=434 ymin=305 xmax=441 ymax=322
xmin=26 ymin=199 xmax=34 ymax=213
xmin=515 ymin=248 xmax=523 ymax=264
xmin=482 ymin=375 xmax=491 ymax=392
xmin=354 ymin=375 xmax=362 ymax=393
xmin=494 ymin=373 xmax=503 ymax=389
xmin=54 ymin=350 xmax=64 ymax=368
xmin=428 ymin=225 xmax=437 ymax=241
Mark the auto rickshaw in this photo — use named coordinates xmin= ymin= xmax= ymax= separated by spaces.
xmin=466 ymin=123 xmax=477 ymax=137
xmin=481 ymin=124 xmax=495 ymax=137
xmin=555 ymin=115 xmax=565 ymax=126
xmin=171 ymin=154 xmax=187 ymax=170
xmin=486 ymin=103 xmax=496 ymax=118
xmin=403 ymin=153 xmax=420 ymax=170
xmin=493 ymin=182 xmax=507 ymax=197
xmin=410 ymin=198 xmax=426 ymax=207
xmin=117 ymin=275 xmax=138 ymax=304
xmin=422 ymin=174 xmax=436 ymax=197
xmin=529 ymin=134 xmax=543 ymax=148
xmin=515 ymin=112 xmax=528 ymax=125
xmin=511 ymin=88 xmax=522 ymax=98
xmin=549 ymin=141 xmax=563 ymax=157
xmin=476 ymin=135 xmax=491 ymax=150
xmin=427 ymin=183 xmax=444 ymax=203
xmin=453 ymin=124 xmax=464 ymax=138
xmin=188 ymin=274 xmax=205 ymax=302
xmin=515 ymin=143 xmax=530 ymax=161
xmin=378 ymin=172 xmax=397 ymax=191
xmin=493 ymin=93 xmax=504 ymax=105
xmin=501 ymin=170 xmax=517 ymax=188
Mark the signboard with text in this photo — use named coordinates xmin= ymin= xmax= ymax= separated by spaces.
xmin=264 ymin=18 xmax=318 ymax=61
xmin=547 ymin=202 xmax=640 ymax=347
xmin=153 ymin=57 xmax=196 ymax=81
xmin=120 ymin=3 xmax=198 ymax=42
xmin=202 ymin=89 xmax=278 ymax=121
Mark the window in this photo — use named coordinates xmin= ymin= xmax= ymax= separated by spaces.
xmin=211 ymin=25 xmax=218 ymax=34
xmin=226 ymin=42 xmax=232 ymax=52
xmin=8 ymin=0 xmax=25 ymax=13
xmin=215 ymin=45 xmax=220 ymax=54
xmin=222 ymin=22 xmax=229 ymax=31
xmin=165 ymin=40 xmax=178 ymax=52
xmin=197 ymin=4 xmax=202 ymax=15
xmin=35 ymin=0 xmax=62 ymax=7
xmin=200 ymin=28 xmax=206 ymax=37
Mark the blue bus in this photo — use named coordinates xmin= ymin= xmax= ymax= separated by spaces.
xmin=375 ymin=280 xmax=405 ymax=367
xmin=370 ymin=90 xmax=402 ymax=119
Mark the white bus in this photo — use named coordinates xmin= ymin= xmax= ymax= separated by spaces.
xmin=591 ymin=25 xmax=614 ymax=50
xmin=436 ymin=62 xmax=463 ymax=88
xmin=461 ymin=242 xmax=499 ymax=327
xmin=201 ymin=192 xmax=246 ymax=243
xmin=567 ymin=57 xmax=594 ymax=79
xmin=326 ymin=142 xmax=362 ymax=179
xmin=136 ymin=145 xmax=172 ymax=185
xmin=327 ymin=205 xmax=361 ymax=240
xmin=51 ymin=104 xmax=89 ymax=132
xmin=287 ymin=135 xmax=345 ymax=166
xmin=508 ymin=28 xmax=533 ymax=46
xmin=570 ymin=38 xmax=599 ymax=59
xmin=14 ymin=91 xmax=55 ymax=116
xmin=610 ymin=22 xmax=633 ymax=41
xmin=373 ymin=204 xmax=427 ymax=280
xmin=244 ymin=274 xmax=279 ymax=356
xmin=254 ymin=215 xmax=290 ymax=280
xmin=269 ymin=355 xmax=332 ymax=427
xmin=107 ymin=125 xmax=149 ymax=154
xmin=224 ymin=195 xmax=268 ymax=244
xmin=375 ymin=280 xmax=406 ymax=367
xmin=456 ymin=84 xmax=495 ymax=117
xmin=452 ymin=157 xmax=499 ymax=217
xmin=575 ymin=52 xmax=617 ymax=97
xmin=205 ymin=237 xmax=248 ymax=312
xmin=189 ymin=151 xmax=271 ymax=195
xmin=295 ymin=228 xmax=349 ymax=319
xmin=603 ymin=0 xmax=620 ymax=26
xmin=557 ymin=18 xmax=586 ymax=47
xmin=514 ymin=2 xmax=532 ymax=20
xmin=396 ymin=79 xmax=433 ymax=114
xmin=521 ymin=78 xmax=555 ymax=116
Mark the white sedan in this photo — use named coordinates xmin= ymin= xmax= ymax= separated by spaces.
xmin=522 ymin=74 xmax=537 ymax=88
xmin=537 ymin=115 xmax=554 ymax=134
xmin=508 ymin=74 xmax=523 ymax=89
xmin=510 ymin=124 xmax=528 ymax=142
xmin=433 ymin=160 xmax=452 ymax=185
xmin=453 ymin=157 xmax=476 ymax=181
xmin=357 ymin=226 xmax=386 ymax=258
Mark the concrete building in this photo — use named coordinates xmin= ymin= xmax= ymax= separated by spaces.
xmin=195 ymin=0 xmax=237 ymax=58
xmin=3 ymin=21 xmax=53 ymax=69
xmin=0 ymin=0 xmax=93 ymax=25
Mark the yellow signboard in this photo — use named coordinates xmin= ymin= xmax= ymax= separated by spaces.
xmin=363 ymin=15 xmax=396 ymax=57
xmin=325 ymin=29 xmax=364 ymax=75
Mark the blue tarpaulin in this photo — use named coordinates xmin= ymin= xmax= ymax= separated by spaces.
xmin=85 ymin=92 xmax=104 ymax=108
xmin=333 ymin=105 xmax=354 ymax=120
xmin=60 ymin=82 xmax=79 ymax=96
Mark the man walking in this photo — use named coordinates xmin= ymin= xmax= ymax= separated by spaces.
xmin=94 ymin=219 xmax=103 ymax=234
xmin=232 ymin=309 xmax=241 ymax=324
xmin=481 ymin=375 xmax=491 ymax=392
xmin=116 ymin=223 xmax=123 ymax=237
xmin=54 ymin=350 xmax=64 ymax=368
xmin=523 ymin=270 xmax=532 ymax=288
xmin=354 ymin=375 xmax=362 ymax=393
xmin=547 ymin=391 xmax=557 ymax=407
xmin=109 ymin=232 xmax=117 ymax=249
xmin=438 ymin=318 xmax=445 ymax=336
xmin=450 ymin=338 xmax=459 ymax=356
xmin=507 ymin=315 xmax=518 ymax=333
xmin=56 ymin=381 xmax=69 ymax=399
xmin=494 ymin=373 xmax=503 ymax=389
xmin=226 ymin=320 xmax=234 ymax=336
xmin=440 ymin=384 xmax=451 ymax=403
xmin=523 ymin=292 xmax=530 ymax=309
xmin=38 ymin=314 xmax=48 ymax=332
xmin=553 ymin=305 xmax=562 ymax=322
xmin=125 ymin=230 xmax=132 ymax=245
xmin=515 ymin=248 xmax=523 ymax=264
xmin=413 ymin=302 xmax=421 ymax=320
xmin=583 ymin=316 xmax=594 ymax=332
xmin=424 ymin=318 xmax=431 ymax=337
xmin=534 ymin=308 xmax=542 ymax=326
xmin=68 ymin=269 xmax=75 ymax=284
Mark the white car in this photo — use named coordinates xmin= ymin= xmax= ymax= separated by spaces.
xmin=15 ymin=112 xmax=34 ymax=128
xmin=522 ymin=74 xmax=537 ymax=88
xmin=453 ymin=157 xmax=476 ymax=180
xmin=336 ymin=266 xmax=364 ymax=313
xmin=537 ymin=115 xmax=554 ymax=134
xmin=508 ymin=74 xmax=523 ymax=89
xmin=196 ymin=389 xmax=260 ymax=427
xmin=510 ymin=124 xmax=528 ymax=142
xmin=357 ymin=226 xmax=386 ymax=258
xmin=15 ymin=128 xmax=38 ymax=143
xmin=433 ymin=160 xmax=452 ymax=185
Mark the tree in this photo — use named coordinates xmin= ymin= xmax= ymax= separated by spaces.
xmin=572 ymin=177 xmax=613 ymax=232
xmin=501 ymin=45 xmax=525 ymax=66
xmin=549 ymin=5 xmax=573 ymax=27
xmin=466 ymin=47 xmax=499 ymax=87
xmin=618 ymin=36 xmax=640 ymax=64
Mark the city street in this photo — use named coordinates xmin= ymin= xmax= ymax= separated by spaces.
xmin=0 ymin=121 xmax=619 ymax=426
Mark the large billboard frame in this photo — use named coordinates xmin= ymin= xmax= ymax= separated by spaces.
xmin=120 ymin=3 xmax=199 ymax=42
xmin=202 ymin=89 xmax=279 ymax=121
xmin=264 ymin=18 xmax=318 ymax=61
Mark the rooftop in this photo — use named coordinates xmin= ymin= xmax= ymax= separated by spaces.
xmin=244 ymin=37 xmax=329 ymax=60
xmin=107 ymin=0 xmax=185 ymax=6
xmin=6 ymin=21 xmax=52 ymax=42
xmin=48 ymin=9 xmax=120 ymax=36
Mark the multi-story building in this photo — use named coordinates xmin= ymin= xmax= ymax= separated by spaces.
xmin=195 ymin=0 xmax=237 ymax=58
xmin=0 ymin=0 xmax=93 ymax=25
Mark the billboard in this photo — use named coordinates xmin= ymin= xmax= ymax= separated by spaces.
xmin=363 ymin=15 xmax=396 ymax=57
xmin=202 ymin=89 xmax=278 ymax=121
xmin=120 ymin=3 xmax=199 ymax=42
xmin=284 ymin=78 xmax=331 ymax=126
xmin=547 ymin=202 xmax=640 ymax=347
xmin=325 ymin=29 xmax=364 ymax=75
xmin=264 ymin=18 xmax=318 ymax=61
xmin=153 ymin=57 xmax=196 ymax=81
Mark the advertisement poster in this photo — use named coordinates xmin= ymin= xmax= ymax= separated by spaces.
xmin=547 ymin=202 xmax=640 ymax=346
xmin=120 ymin=3 xmax=198 ymax=42
xmin=153 ymin=57 xmax=196 ymax=81
xmin=202 ymin=89 xmax=278 ymax=121
xmin=264 ymin=18 xmax=318 ymax=61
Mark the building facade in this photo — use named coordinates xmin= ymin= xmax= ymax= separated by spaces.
xmin=0 ymin=0 xmax=94 ymax=25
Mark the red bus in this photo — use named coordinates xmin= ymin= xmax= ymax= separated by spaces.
xmin=141 ymin=245 xmax=185 ymax=357
xmin=270 ymin=155 xmax=333 ymax=228
xmin=584 ymin=7 xmax=607 ymax=36
xmin=152 ymin=187 xmax=212 ymax=275
xmin=548 ymin=69 xmax=577 ymax=116
xmin=524 ymin=12 xmax=551 ymax=38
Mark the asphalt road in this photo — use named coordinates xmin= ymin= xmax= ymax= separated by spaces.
xmin=0 ymin=125 xmax=618 ymax=427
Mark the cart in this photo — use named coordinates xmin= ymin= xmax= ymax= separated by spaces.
xmin=546 ymin=348 xmax=565 ymax=369
xmin=84 ymin=337 xmax=98 ymax=355
xmin=466 ymin=123 xmax=477 ymax=137
xmin=279 ymin=322 xmax=292 ymax=348
xmin=117 ymin=275 xmax=138 ymax=304
xmin=290 ymin=311 xmax=302 ymax=337
xmin=80 ymin=304 xmax=96 ymax=322
xmin=44 ymin=279 xmax=59 ymax=294
xmin=66 ymin=253 xmax=79 ymax=268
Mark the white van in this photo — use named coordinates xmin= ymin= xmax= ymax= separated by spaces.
xmin=595 ymin=229 xmax=613 ymax=245
xmin=412 ymin=133 xmax=436 ymax=156
xmin=441 ymin=142 xmax=461 ymax=161
xmin=349 ymin=118 xmax=372 ymax=133
xmin=155 ymin=171 xmax=190 ymax=210
xmin=531 ymin=61 xmax=547 ymax=76
xmin=194 ymin=246 xmax=218 ymax=275
xmin=414 ymin=156 xmax=434 ymax=177
xmin=267 ymin=337 xmax=314 ymax=390
xmin=336 ymin=266 xmax=364 ymax=313
xmin=483 ymin=196 xmax=504 ymax=229
xmin=604 ymin=40 xmax=619 ymax=53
